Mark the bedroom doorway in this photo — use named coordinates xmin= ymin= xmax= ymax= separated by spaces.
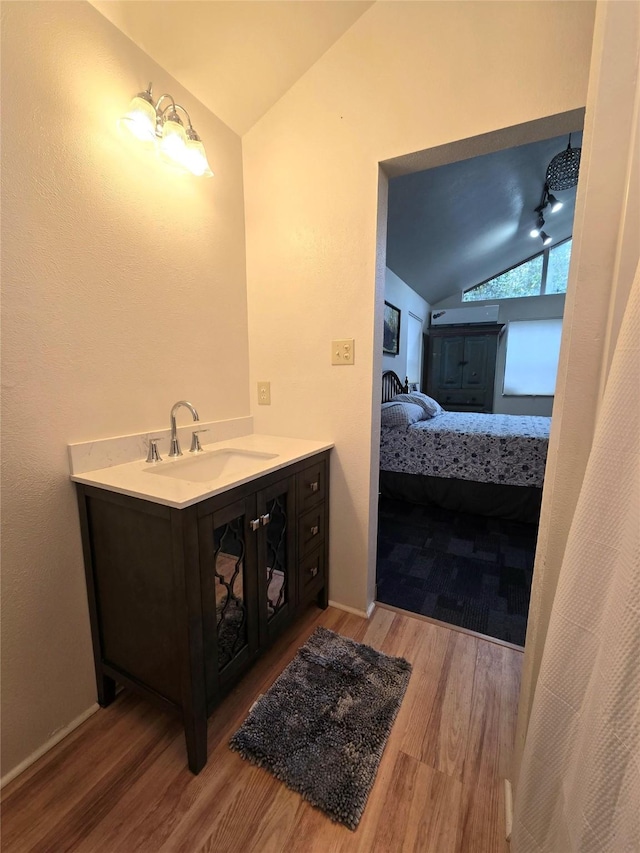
xmin=374 ymin=115 xmax=583 ymax=646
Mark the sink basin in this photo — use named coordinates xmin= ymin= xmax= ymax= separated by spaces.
xmin=144 ymin=448 xmax=278 ymax=483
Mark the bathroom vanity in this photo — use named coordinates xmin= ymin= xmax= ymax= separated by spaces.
xmin=72 ymin=433 xmax=331 ymax=773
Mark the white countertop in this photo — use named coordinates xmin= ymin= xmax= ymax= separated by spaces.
xmin=70 ymin=434 xmax=333 ymax=509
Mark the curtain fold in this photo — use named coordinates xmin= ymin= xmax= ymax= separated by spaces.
xmin=512 ymin=264 xmax=640 ymax=853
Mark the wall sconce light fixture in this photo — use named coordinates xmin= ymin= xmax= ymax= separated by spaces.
xmin=120 ymin=83 xmax=213 ymax=178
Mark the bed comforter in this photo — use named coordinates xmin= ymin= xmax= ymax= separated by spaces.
xmin=380 ymin=411 xmax=551 ymax=488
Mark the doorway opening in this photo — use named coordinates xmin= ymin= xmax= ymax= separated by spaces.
xmin=373 ymin=113 xmax=583 ymax=646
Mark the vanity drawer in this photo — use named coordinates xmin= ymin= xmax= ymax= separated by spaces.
xmin=297 ymin=459 xmax=326 ymax=514
xmin=298 ymin=505 xmax=325 ymax=555
xmin=299 ymin=543 xmax=325 ymax=595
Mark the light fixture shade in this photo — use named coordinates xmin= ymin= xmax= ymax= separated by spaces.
xmin=183 ymin=138 xmax=214 ymax=177
xmin=119 ymin=94 xmax=156 ymax=142
xmin=530 ymin=214 xmax=545 ymax=238
xmin=547 ymin=192 xmax=563 ymax=213
xmin=160 ymin=116 xmax=188 ymax=164
xmin=546 ymin=135 xmax=581 ymax=191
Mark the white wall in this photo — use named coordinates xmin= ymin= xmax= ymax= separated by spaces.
xmin=432 ymin=292 xmax=566 ymax=415
xmin=0 ymin=1 xmax=250 ymax=780
xmin=243 ymin=0 xmax=596 ymax=614
xmin=382 ymin=268 xmax=429 ymax=384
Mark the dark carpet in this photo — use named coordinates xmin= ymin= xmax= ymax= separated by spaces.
xmin=376 ymin=497 xmax=537 ymax=646
xmin=229 ymin=626 xmax=411 ymax=830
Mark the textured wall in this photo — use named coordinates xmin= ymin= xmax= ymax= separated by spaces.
xmin=243 ymin=1 xmax=596 ymax=612
xmin=1 ymin=1 xmax=249 ymax=778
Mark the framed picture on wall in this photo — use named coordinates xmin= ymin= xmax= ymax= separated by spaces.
xmin=383 ymin=301 xmax=401 ymax=355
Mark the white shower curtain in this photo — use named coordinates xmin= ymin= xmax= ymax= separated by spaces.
xmin=512 ymin=265 xmax=640 ymax=853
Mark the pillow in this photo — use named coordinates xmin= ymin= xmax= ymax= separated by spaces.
xmin=392 ymin=392 xmax=444 ymax=418
xmin=381 ymin=401 xmax=426 ymax=428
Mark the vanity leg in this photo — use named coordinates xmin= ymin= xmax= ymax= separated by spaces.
xmin=97 ymin=673 xmax=117 ymax=707
xmin=172 ymin=506 xmax=208 ymax=775
xmin=184 ymin=713 xmax=208 ymax=775
xmin=318 ymin=584 xmax=329 ymax=610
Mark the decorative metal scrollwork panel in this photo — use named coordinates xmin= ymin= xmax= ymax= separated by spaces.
xmin=265 ymin=494 xmax=288 ymax=621
xmin=213 ymin=518 xmax=247 ymax=670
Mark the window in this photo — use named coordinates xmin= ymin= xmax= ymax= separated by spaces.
xmin=545 ymin=239 xmax=572 ymax=294
xmin=503 ymin=319 xmax=563 ymax=396
xmin=463 ymin=239 xmax=572 ymax=302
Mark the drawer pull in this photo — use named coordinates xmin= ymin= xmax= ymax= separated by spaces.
xmin=310 ymin=525 xmax=319 ymax=536
xmin=309 ymin=566 xmax=319 ymax=578
xmin=260 ymin=513 xmax=271 ymax=526
xmin=309 ymin=481 xmax=319 ymax=493
xmin=249 ymin=518 xmax=260 ymax=532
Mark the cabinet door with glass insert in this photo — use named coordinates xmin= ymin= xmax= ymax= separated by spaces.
xmin=257 ymin=476 xmax=296 ymax=643
xmin=199 ymin=496 xmax=259 ymax=700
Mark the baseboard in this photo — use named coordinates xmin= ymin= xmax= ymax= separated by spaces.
xmin=504 ymin=778 xmax=513 ymax=842
xmin=1 ymin=703 xmax=99 ymax=789
xmin=328 ymin=600 xmax=376 ymax=620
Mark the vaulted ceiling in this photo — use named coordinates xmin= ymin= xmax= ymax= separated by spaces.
xmin=90 ymin=0 xmax=374 ymax=135
xmin=386 ymin=132 xmax=582 ymax=306
xmin=92 ymin=2 xmax=581 ymax=308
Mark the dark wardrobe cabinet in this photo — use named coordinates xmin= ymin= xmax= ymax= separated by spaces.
xmin=424 ymin=324 xmax=504 ymax=412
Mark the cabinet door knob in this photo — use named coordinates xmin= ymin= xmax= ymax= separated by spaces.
xmin=310 ymin=525 xmax=319 ymax=536
xmin=249 ymin=518 xmax=260 ymax=532
xmin=260 ymin=513 xmax=270 ymax=526
xmin=309 ymin=481 xmax=319 ymax=493
xmin=309 ymin=566 xmax=318 ymax=578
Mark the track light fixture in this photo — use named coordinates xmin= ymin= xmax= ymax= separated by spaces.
xmin=528 ymin=134 xmax=580 ymax=244
xmin=530 ymin=214 xmax=545 ymax=238
xmin=530 ymin=182 xmax=561 ymax=242
xmin=546 ymin=191 xmax=563 ymax=213
xmin=119 ymin=83 xmax=213 ymax=177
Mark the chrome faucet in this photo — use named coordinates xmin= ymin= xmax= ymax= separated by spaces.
xmin=169 ymin=400 xmax=199 ymax=457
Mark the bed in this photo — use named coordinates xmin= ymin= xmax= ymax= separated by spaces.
xmin=379 ymin=370 xmax=550 ymax=522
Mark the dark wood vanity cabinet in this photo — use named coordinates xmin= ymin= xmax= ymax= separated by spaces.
xmin=424 ymin=324 xmax=504 ymax=413
xmin=76 ymin=451 xmax=330 ymax=774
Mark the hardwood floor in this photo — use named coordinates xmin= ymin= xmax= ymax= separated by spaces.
xmin=1 ymin=605 xmax=521 ymax=852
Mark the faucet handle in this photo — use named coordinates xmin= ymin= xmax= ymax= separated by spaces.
xmin=146 ymin=437 xmax=163 ymax=463
xmin=189 ymin=429 xmax=209 ymax=454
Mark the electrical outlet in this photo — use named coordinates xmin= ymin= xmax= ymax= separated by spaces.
xmin=257 ymin=381 xmax=271 ymax=405
xmin=331 ymin=338 xmax=355 ymax=365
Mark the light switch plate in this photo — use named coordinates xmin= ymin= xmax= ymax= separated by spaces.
xmin=331 ymin=339 xmax=355 ymax=365
xmin=257 ymin=381 xmax=271 ymax=405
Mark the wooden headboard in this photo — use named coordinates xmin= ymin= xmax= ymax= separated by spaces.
xmin=382 ymin=370 xmax=409 ymax=403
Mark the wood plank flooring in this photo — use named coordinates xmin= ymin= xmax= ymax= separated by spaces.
xmin=1 ymin=605 xmax=522 ymax=852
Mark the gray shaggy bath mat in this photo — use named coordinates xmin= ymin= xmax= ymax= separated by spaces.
xmin=229 ymin=625 xmax=412 ymax=830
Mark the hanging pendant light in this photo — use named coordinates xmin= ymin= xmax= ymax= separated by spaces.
xmin=546 ymin=134 xmax=581 ymax=191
